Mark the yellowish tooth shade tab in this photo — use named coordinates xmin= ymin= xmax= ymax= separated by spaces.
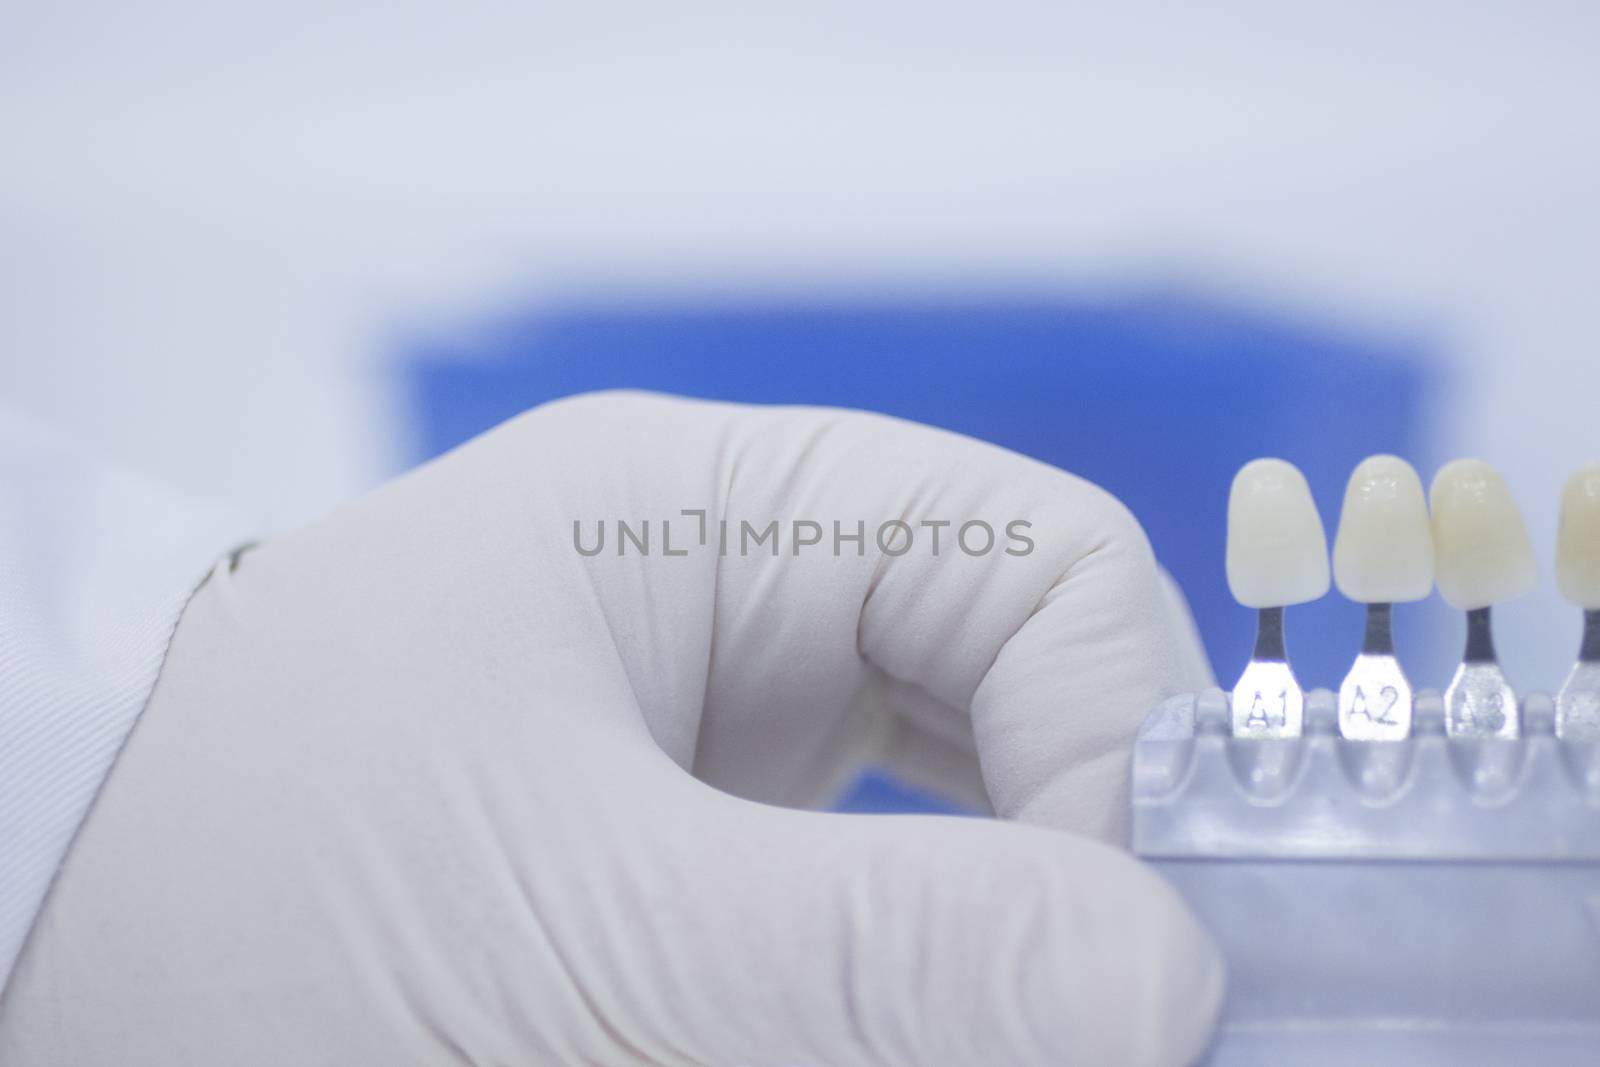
xmin=1557 ymin=463 xmax=1600 ymax=609
xmin=1333 ymin=455 xmax=1435 ymax=604
xmin=1429 ymin=459 xmax=1536 ymax=611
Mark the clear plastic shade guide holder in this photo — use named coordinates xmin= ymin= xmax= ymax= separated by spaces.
xmin=1135 ymin=687 xmax=1600 ymax=861
xmin=1132 ymin=688 xmax=1600 ymax=1065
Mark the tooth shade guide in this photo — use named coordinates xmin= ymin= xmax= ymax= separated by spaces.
xmin=1338 ymin=603 xmax=1412 ymax=741
xmin=1556 ymin=610 xmax=1600 ymax=739
xmin=1556 ymin=464 xmax=1600 ymax=609
xmin=1428 ymin=459 xmax=1537 ymax=611
xmin=1581 ymin=608 xmax=1600 ymax=663
xmin=1231 ymin=661 xmax=1304 ymax=737
xmin=1225 ymin=459 xmax=1330 ymax=609
xmin=1443 ymin=607 xmax=1519 ymax=739
xmin=1231 ymin=606 xmax=1305 ymax=738
xmin=1332 ymin=455 xmax=1435 ymax=605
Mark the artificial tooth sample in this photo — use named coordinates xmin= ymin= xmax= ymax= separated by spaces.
xmin=1332 ymin=455 xmax=1434 ymax=740
xmin=1430 ymin=459 xmax=1536 ymax=739
xmin=1226 ymin=458 xmax=1331 ymax=737
xmin=1555 ymin=463 xmax=1600 ymax=738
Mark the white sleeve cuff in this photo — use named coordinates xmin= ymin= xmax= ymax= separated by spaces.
xmin=0 ymin=410 xmax=251 ymax=992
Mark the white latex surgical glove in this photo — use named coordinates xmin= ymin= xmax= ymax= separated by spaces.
xmin=0 ymin=392 xmax=1222 ymax=1066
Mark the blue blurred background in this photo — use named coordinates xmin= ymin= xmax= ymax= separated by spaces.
xmin=403 ymin=293 xmax=1437 ymax=691
xmin=401 ymin=293 xmax=1443 ymax=812
xmin=3 ymin=1 xmax=1593 ymax=809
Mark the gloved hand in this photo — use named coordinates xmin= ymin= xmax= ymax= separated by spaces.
xmin=0 ymin=392 xmax=1222 ymax=1066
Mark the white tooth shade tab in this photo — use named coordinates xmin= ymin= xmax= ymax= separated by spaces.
xmin=1332 ymin=455 xmax=1435 ymax=604
xmin=1226 ymin=458 xmax=1331 ymax=609
xmin=1429 ymin=459 xmax=1536 ymax=611
xmin=1556 ymin=462 xmax=1600 ymax=609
